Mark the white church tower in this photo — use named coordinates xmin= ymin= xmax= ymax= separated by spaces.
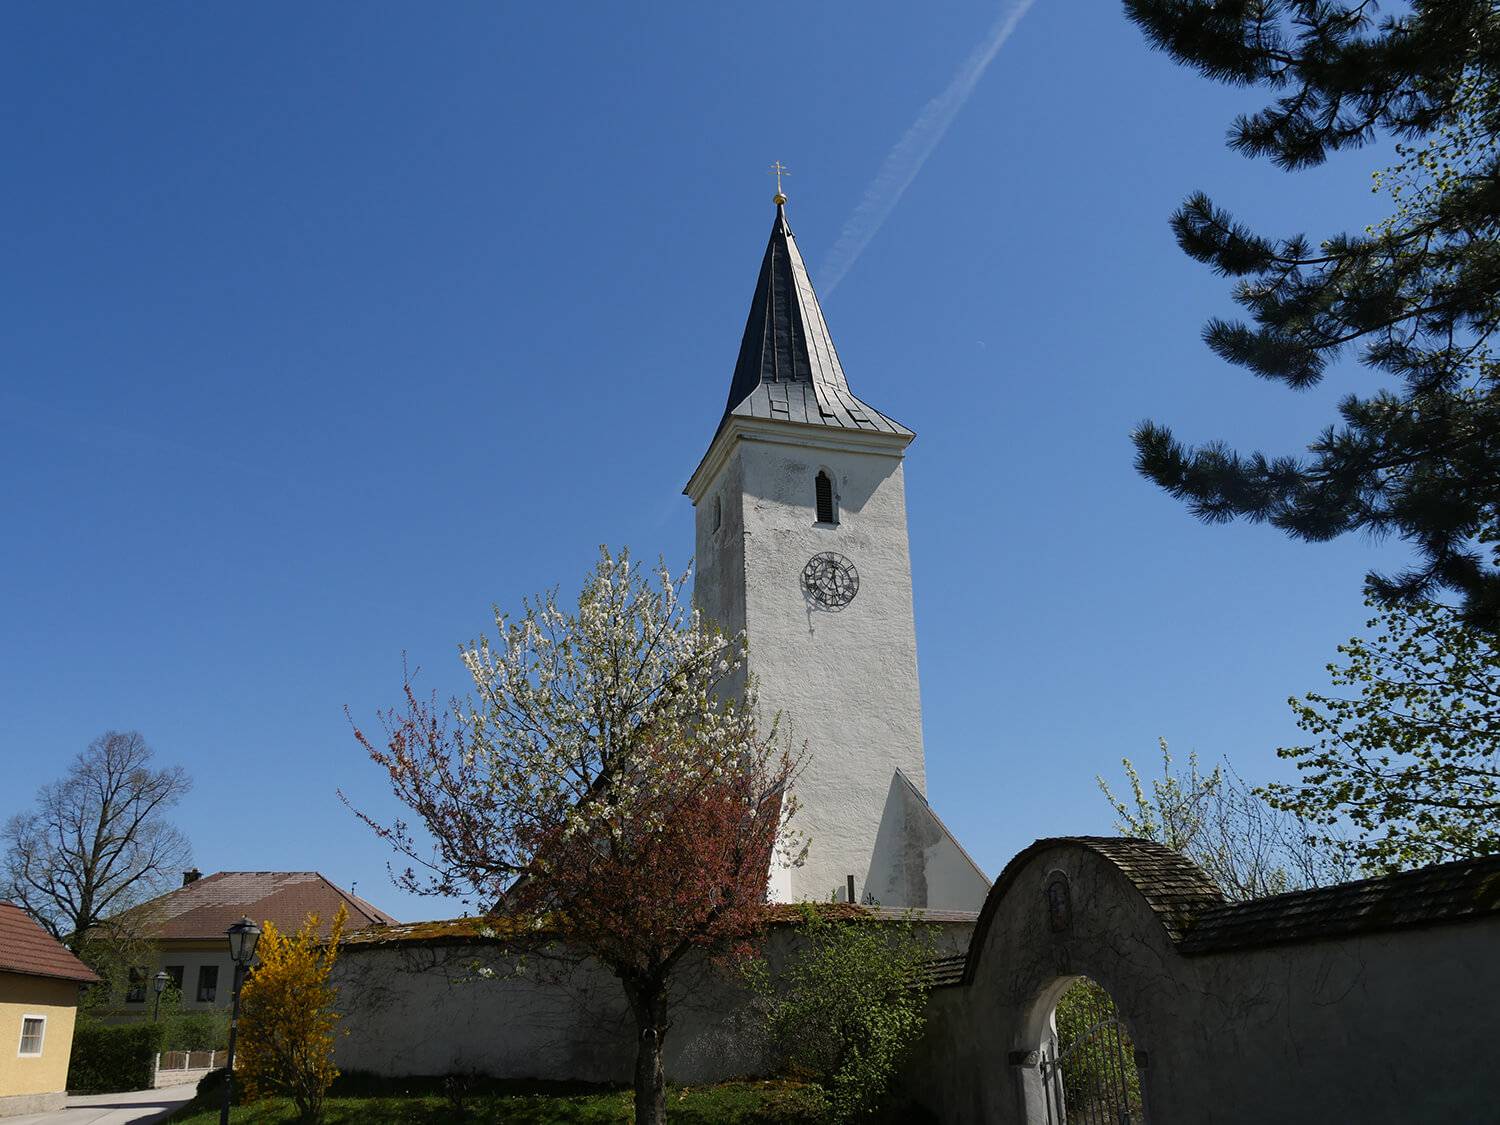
xmin=685 ymin=195 xmax=989 ymax=911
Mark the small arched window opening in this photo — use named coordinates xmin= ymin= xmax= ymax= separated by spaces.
xmin=712 ymin=495 xmax=722 ymax=531
xmin=815 ymin=471 xmax=838 ymax=525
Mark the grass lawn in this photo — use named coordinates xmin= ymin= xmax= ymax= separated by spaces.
xmin=169 ymin=1078 xmax=829 ymax=1124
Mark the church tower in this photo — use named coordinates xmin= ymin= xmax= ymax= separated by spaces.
xmin=685 ymin=196 xmax=988 ymax=911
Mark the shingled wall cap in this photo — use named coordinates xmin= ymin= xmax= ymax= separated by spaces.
xmin=961 ymin=836 xmax=1227 ymax=986
xmin=1177 ymin=851 xmax=1500 ymax=955
xmin=719 ymin=202 xmax=911 ymax=438
xmin=960 ymin=839 xmax=1500 ymax=987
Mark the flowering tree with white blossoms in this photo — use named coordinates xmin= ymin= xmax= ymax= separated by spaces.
xmin=347 ymin=548 xmax=802 ymax=1125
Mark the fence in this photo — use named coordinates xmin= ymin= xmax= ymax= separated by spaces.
xmin=153 ymin=1050 xmax=222 ymax=1087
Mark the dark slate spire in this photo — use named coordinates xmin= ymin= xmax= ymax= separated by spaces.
xmin=720 ymin=202 xmax=910 ymax=436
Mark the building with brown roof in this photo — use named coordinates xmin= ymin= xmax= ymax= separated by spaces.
xmin=0 ymin=901 xmax=99 ymax=1117
xmin=119 ymin=871 xmax=396 ymax=1017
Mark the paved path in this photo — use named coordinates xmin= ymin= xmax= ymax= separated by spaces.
xmin=3 ymin=1085 xmax=197 ymax=1125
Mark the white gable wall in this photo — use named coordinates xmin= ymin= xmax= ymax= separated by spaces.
xmin=869 ymin=772 xmax=991 ymax=911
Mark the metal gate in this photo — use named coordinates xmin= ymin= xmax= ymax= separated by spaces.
xmin=1039 ymin=982 xmax=1145 ymax=1125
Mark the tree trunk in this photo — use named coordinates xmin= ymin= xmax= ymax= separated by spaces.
xmin=627 ymin=979 xmax=668 ymax=1125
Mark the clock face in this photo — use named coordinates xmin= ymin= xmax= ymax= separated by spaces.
xmin=802 ymin=552 xmax=859 ymax=609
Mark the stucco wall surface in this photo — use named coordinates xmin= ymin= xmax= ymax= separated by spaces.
xmin=333 ymin=919 xmax=974 ymax=1085
xmin=907 ymin=842 xmax=1500 ymax=1124
xmin=870 ymin=773 xmax=989 ymax=912
xmin=0 ymin=972 xmax=80 ymax=1102
xmin=691 ymin=423 xmax=985 ymax=911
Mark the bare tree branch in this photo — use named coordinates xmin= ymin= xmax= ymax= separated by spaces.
xmin=3 ymin=730 xmax=192 ymax=951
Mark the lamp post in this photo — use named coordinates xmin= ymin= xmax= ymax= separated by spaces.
xmin=220 ymin=916 xmax=261 ymax=1125
xmin=152 ymin=970 xmax=170 ymax=1022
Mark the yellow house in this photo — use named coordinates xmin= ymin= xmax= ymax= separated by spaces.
xmin=0 ymin=902 xmax=99 ymax=1118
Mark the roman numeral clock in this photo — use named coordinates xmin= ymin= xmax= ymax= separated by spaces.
xmin=802 ymin=551 xmax=859 ymax=609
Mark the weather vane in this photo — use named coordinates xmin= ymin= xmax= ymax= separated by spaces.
xmin=770 ymin=160 xmax=789 ymax=204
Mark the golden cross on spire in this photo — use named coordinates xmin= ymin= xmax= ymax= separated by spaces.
xmin=770 ymin=160 xmax=789 ymax=205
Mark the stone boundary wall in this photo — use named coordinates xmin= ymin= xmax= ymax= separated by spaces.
xmin=907 ymin=838 xmax=1500 ymax=1125
xmin=153 ymin=1065 xmax=214 ymax=1089
xmin=332 ymin=910 xmax=975 ymax=1085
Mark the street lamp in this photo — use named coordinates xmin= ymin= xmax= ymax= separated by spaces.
xmin=152 ymin=970 xmax=171 ymax=1022
xmin=220 ymin=916 xmax=261 ymax=1125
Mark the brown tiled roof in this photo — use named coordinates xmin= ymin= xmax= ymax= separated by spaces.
xmin=128 ymin=872 xmax=397 ymax=940
xmin=1178 ymin=853 xmax=1500 ymax=955
xmin=0 ymin=902 xmax=100 ymax=984
xmin=342 ymin=902 xmax=978 ymax=950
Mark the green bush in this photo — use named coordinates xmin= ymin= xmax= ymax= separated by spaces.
xmin=195 ymin=1066 xmax=241 ymax=1105
xmin=67 ymin=1020 xmax=165 ymax=1093
xmin=747 ymin=905 xmax=937 ymax=1123
xmin=163 ymin=1009 xmax=230 ymax=1052
xmin=169 ymin=1078 xmax=829 ymax=1124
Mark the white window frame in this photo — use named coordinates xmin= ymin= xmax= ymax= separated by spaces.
xmin=17 ymin=1014 xmax=46 ymax=1057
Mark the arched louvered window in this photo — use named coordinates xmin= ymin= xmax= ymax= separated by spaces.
xmin=815 ymin=471 xmax=837 ymax=525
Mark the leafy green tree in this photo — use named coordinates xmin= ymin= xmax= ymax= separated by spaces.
xmin=70 ymin=914 xmax=163 ymax=1018
xmin=159 ymin=1007 xmax=229 ymax=1053
xmin=1124 ymin=1 xmax=1500 ymax=627
xmin=1265 ymin=599 xmax=1500 ymax=871
xmin=748 ymin=904 xmax=935 ymax=1123
xmin=1099 ymin=739 xmax=1348 ymax=900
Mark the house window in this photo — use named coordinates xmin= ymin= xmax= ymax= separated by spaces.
xmin=125 ymin=967 xmax=148 ymax=1004
xmin=712 ymin=495 xmax=721 ymax=531
xmin=18 ymin=1016 xmax=45 ymax=1057
xmin=197 ymin=964 xmax=219 ymax=1003
xmin=165 ymin=965 xmax=185 ymax=992
xmin=815 ymin=471 xmax=838 ymax=525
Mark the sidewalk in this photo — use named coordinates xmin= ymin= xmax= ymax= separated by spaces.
xmin=2 ymin=1085 xmax=197 ymax=1125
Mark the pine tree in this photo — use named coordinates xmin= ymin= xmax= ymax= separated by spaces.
xmin=1125 ymin=1 xmax=1500 ymax=629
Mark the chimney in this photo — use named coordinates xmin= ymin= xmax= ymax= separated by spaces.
xmin=182 ymin=868 xmax=202 ymax=886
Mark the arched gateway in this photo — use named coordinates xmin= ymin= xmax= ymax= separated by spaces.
xmin=909 ymin=838 xmax=1218 ymax=1124
xmin=904 ymin=837 xmax=1500 ymax=1124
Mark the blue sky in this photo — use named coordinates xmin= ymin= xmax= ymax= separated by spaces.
xmin=2 ymin=2 xmax=1406 ymax=920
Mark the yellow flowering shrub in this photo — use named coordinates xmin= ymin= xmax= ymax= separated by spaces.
xmin=237 ymin=905 xmax=346 ymax=1122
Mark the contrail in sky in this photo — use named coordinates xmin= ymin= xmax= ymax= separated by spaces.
xmin=820 ymin=0 xmax=1036 ymax=295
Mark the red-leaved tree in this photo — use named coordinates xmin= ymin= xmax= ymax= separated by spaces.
xmin=345 ymin=549 xmax=801 ymax=1125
